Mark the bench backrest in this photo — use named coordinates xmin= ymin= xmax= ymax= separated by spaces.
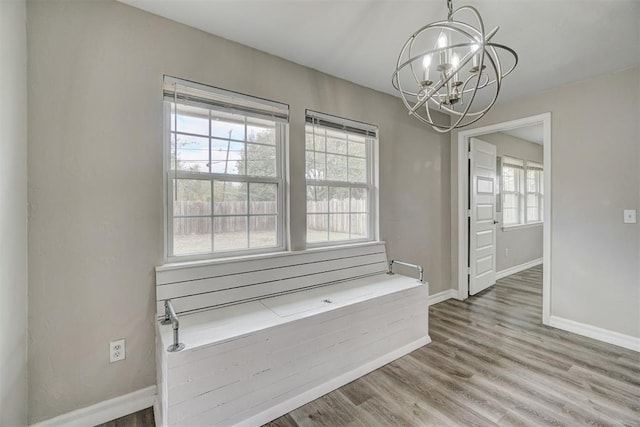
xmin=155 ymin=242 xmax=389 ymax=317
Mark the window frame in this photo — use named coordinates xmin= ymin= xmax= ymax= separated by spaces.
xmin=304 ymin=110 xmax=378 ymax=247
xmin=163 ymin=78 xmax=289 ymax=262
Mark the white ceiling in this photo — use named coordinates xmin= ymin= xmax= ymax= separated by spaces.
xmin=500 ymin=124 xmax=543 ymax=145
xmin=119 ymin=0 xmax=640 ymax=107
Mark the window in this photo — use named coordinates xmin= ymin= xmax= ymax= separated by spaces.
xmin=305 ymin=111 xmax=377 ymax=244
xmin=526 ymin=162 xmax=544 ymax=223
xmin=502 ymin=156 xmax=543 ymax=227
xmin=164 ymin=76 xmax=288 ymax=259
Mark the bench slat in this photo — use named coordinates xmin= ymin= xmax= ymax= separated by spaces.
xmin=156 ymin=252 xmax=388 ymax=301
xmin=156 ymin=242 xmax=386 ymax=285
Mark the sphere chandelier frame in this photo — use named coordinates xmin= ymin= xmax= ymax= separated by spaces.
xmin=392 ymin=0 xmax=518 ymax=133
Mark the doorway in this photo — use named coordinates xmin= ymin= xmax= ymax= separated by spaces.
xmin=456 ymin=113 xmax=551 ymax=324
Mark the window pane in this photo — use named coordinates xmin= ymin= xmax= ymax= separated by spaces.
xmin=326 ymin=135 xmax=347 ymax=154
xmin=503 ymin=193 xmax=518 ymax=209
xmin=527 ymin=194 xmax=539 ymax=222
xmin=503 ymin=167 xmax=515 ymax=191
xmin=211 ymin=111 xmax=245 ymax=140
xmin=348 ymin=140 xmax=366 ymax=158
xmin=305 ymin=132 xmax=314 ymax=150
xmin=329 ymin=187 xmax=349 ymax=212
xmin=175 ymin=104 xmax=209 ymax=135
xmin=211 ymin=140 xmax=245 ymax=174
xmin=503 ymin=207 xmax=518 ymax=225
xmin=173 ymin=134 xmax=209 ymax=172
xmin=326 ymin=154 xmax=347 ymax=181
xmin=247 ymin=118 xmax=275 ymax=144
xmin=329 ymin=214 xmax=350 ymax=240
xmin=306 ymin=151 xmax=326 ymax=180
xmin=350 ymin=213 xmax=368 ymax=239
xmin=313 ymin=134 xmax=326 ymax=152
xmin=249 ymin=183 xmax=277 ymax=214
xmin=307 ymin=185 xmax=328 ymax=213
xmin=350 ymin=188 xmax=368 ymax=213
xmin=249 ymin=216 xmax=277 ymax=248
xmin=527 ymin=170 xmax=538 ymax=192
xmin=307 ymin=214 xmax=328 ymax=242
xmin=213 ymin=216 xmax=248 ymax=251
xmin=214 ymin=181 xmax=247 ymax=214
xmin=348 ymin=157 xmax=367 ymax=183
xmin=246 ymin=143 xmax=276 ymax=177
xmin=173 ymin=217 xmax=211 ymax=255
xmin=173 ymin=179 xmax=211 ymax=216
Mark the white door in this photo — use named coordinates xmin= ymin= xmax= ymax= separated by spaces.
xmin=469 ymin=138 xmax=497 ymax=295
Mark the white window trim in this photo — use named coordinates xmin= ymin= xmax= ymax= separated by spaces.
xmin=304 ymin=111 xmax=379 ymax=248
xmin=163 ymin=78 xmax=289 ymax=263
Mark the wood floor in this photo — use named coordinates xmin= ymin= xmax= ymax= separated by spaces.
xmin=102 ymin=265 xmax=640 ymax=426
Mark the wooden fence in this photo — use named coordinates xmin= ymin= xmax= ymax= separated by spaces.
xmin=174 ymin=200 xmax=367 ymax=236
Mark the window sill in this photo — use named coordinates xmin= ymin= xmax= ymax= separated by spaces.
xmin=158 ymin=240 xmax=385 ymax=272
xmin=501 ymin=222 xmax=543 ymax=232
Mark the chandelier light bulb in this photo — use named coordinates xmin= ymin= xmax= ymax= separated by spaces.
xmin=470 ymin=43 xmax=480 ymax=67
xmin=437 ymin=32 xmax=449 ymax=64
xmin=422 ymin=54 xmax=433 ymax=85
xmin=422 ymin=54 xmax=432 ymax=69
xmin=391 ymin=0 xmax=518 ymax=132
xmin=451 ymin=53 xmax=460 ymax=68
xmin=437 ymin=33 xmax=448 ymax=48
xmin=451 ymin=53 xmax=460 ymax=81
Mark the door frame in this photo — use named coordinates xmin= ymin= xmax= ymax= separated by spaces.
xmin=456 ymin=112 xmax=552 ymax=325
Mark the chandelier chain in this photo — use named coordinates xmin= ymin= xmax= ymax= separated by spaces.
xmin=447 ymin=0 xmax=453 ymax=19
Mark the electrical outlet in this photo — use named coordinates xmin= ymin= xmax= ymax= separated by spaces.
xmin=109 ymin=339 xmax=126 ymax=363
xmin=505 ymin=248 xmax=509 ymax=257
xmin=623 ymin=209 xmax=637 ymax=224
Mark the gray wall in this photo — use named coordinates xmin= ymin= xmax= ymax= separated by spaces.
xmin=0 ymin=0 xmax=27 ymax=426
xmin=451 ymin=66 xmax=640 ymax=338
xmin=0 ymin=0 xmax=29 ymax=425
xmin=27 ymin=0 xmax=450 ymax=422
xmin=478 ymin=132 xmax=543 ymax=272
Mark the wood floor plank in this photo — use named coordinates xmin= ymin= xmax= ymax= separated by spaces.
xmin=105 ymin=265 xmax=640 ymax=426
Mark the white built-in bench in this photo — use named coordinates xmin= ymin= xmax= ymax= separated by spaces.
xmin=154 ymin=241 xmax=430 ymax=427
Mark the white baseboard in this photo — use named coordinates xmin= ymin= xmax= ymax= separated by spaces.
xmin=549 ymin=315 xmax=640 ymax=352
xmin=30 ymin=385 xmax=156 ymax=427
xmin=236 ymin=336 xmax=431 ymax=427
xmin=429 ymin=289 xmax=458 ymax=306
xmin=496 ymin=258 xmax=543 ymax=280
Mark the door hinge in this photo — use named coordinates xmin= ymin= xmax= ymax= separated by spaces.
xmin=467 ymin=151 xmax=473 ymax=160
xmin=467 ymin=267 xmax=471 ymax=275
xmin=467 ymin=209 xmax=472 ymax=217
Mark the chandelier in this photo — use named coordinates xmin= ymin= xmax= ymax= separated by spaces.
xmin=392 ymin=0 xmax=518 ymax=133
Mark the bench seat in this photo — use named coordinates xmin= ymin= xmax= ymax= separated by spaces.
xmin=155 ymin=242 xmax=430 ymax=426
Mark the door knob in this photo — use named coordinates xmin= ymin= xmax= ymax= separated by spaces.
xmin=493 ymin=220 xmax=499 ymax=224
